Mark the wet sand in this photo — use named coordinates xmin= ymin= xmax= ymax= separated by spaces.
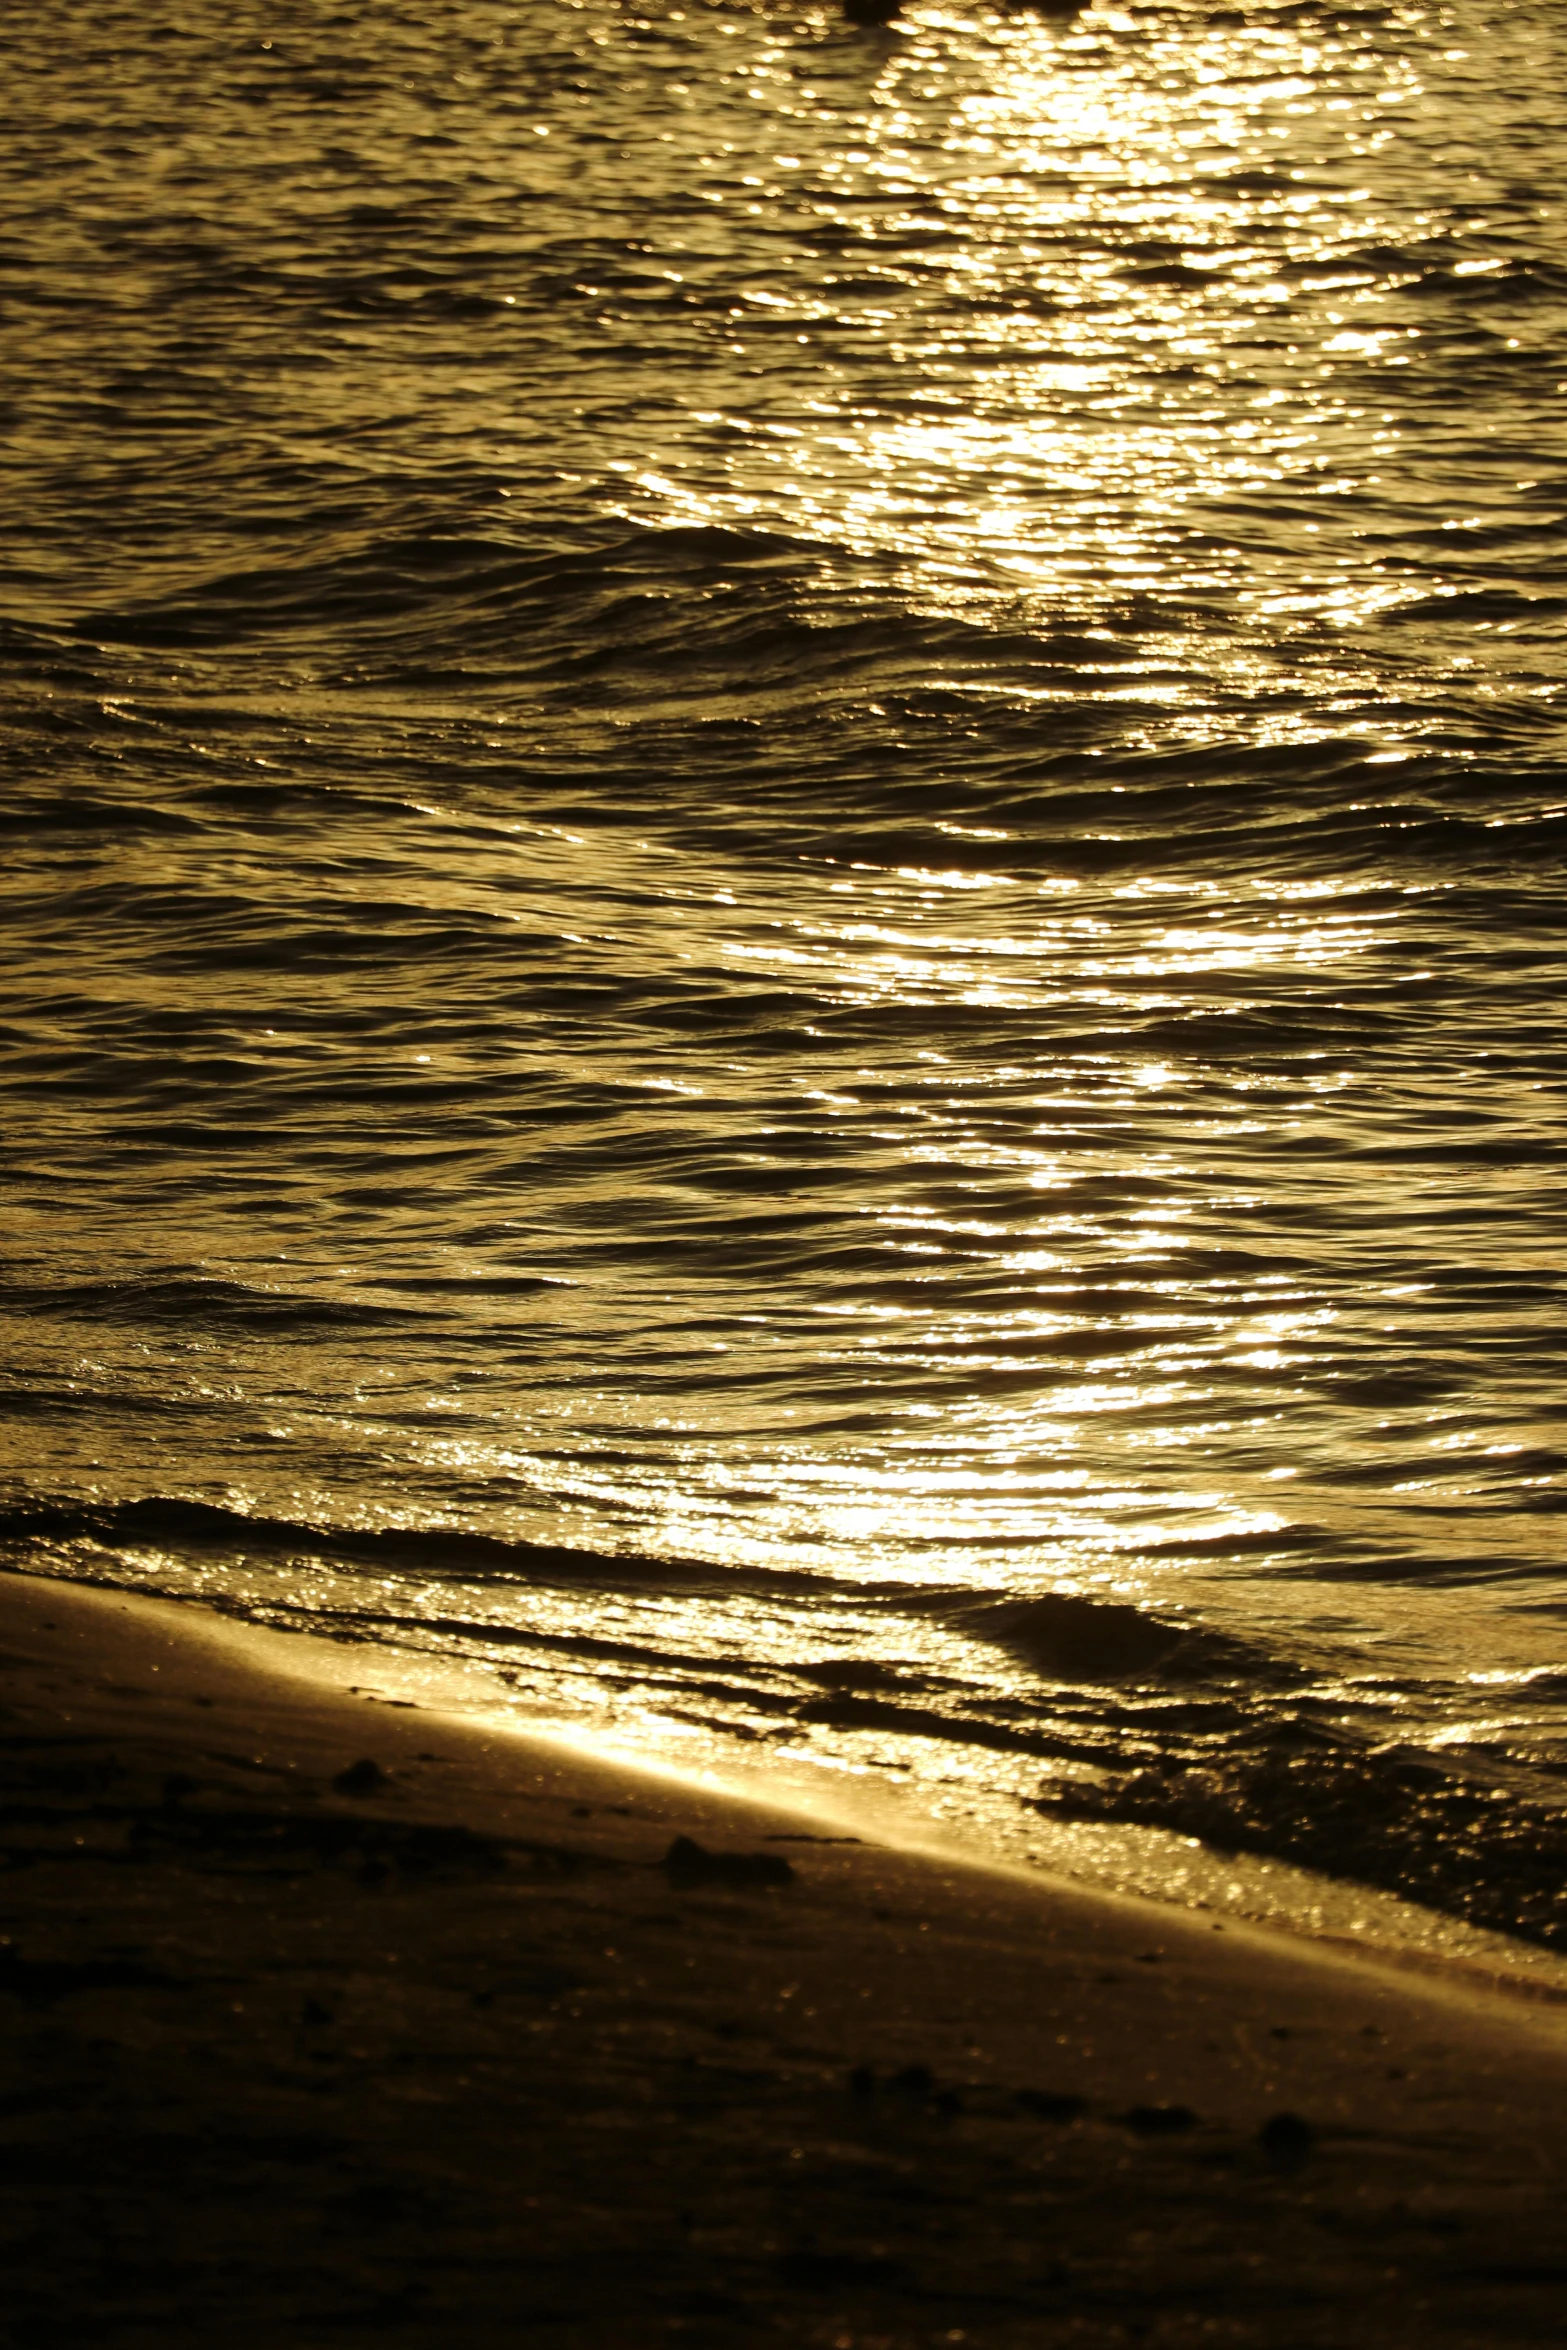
xmin=3 ymin=1571 xmax=1565 ymax=2349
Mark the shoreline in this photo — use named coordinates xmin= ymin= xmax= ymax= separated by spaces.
xmin=14 ymin=1554 xmax=1567 ymax=2006
xmin=4 ymin=1568 xmax=1566 ymax=2346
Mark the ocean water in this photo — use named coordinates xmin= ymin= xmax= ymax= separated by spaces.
xmin=3 ymin=0 xmax=1564 ymax=1960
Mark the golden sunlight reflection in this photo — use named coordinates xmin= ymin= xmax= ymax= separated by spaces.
xmin=2 ymin=0 xmax=1563 ymax=1994
xmin=51 ymin=787 xmax=1443 ymax=1643
xmin=601 ymin=0 xmax=1441 ymax=660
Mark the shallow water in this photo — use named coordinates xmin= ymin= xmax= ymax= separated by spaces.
xmin=3 ymin=0 xmax=1565 ymax=1956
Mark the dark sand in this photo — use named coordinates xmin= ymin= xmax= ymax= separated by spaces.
xmin=3 ymin=1572 xmax=1565 ymax=2348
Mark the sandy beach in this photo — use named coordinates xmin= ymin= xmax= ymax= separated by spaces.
xmin=2 ymin=1571 xmax=1564 ymax=2349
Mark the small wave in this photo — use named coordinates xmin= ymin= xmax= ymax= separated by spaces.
xmin=53 ymin=512 xmax=1400 ymax=725
xmin=67 ymin=519 xmax=842 ymax=652
xmin=0 ymin=1276 xmax=432 ymax=1334
xmin=0 ymin=1492 xmax=820 ymax=1603
xmin=939 ymin=1589 xmax=1264 ymax=1685
xmin=1379 ymin=589 xmax=1567 ymax=628
xmin=0 ymin=794 xmax=202 ymax=838
xmin=790 ymin=1690 xmax=1093 ymax=1761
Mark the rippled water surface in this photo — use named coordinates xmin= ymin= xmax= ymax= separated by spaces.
xmin=4 ymin=0 xmax=1565 ymax=1954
